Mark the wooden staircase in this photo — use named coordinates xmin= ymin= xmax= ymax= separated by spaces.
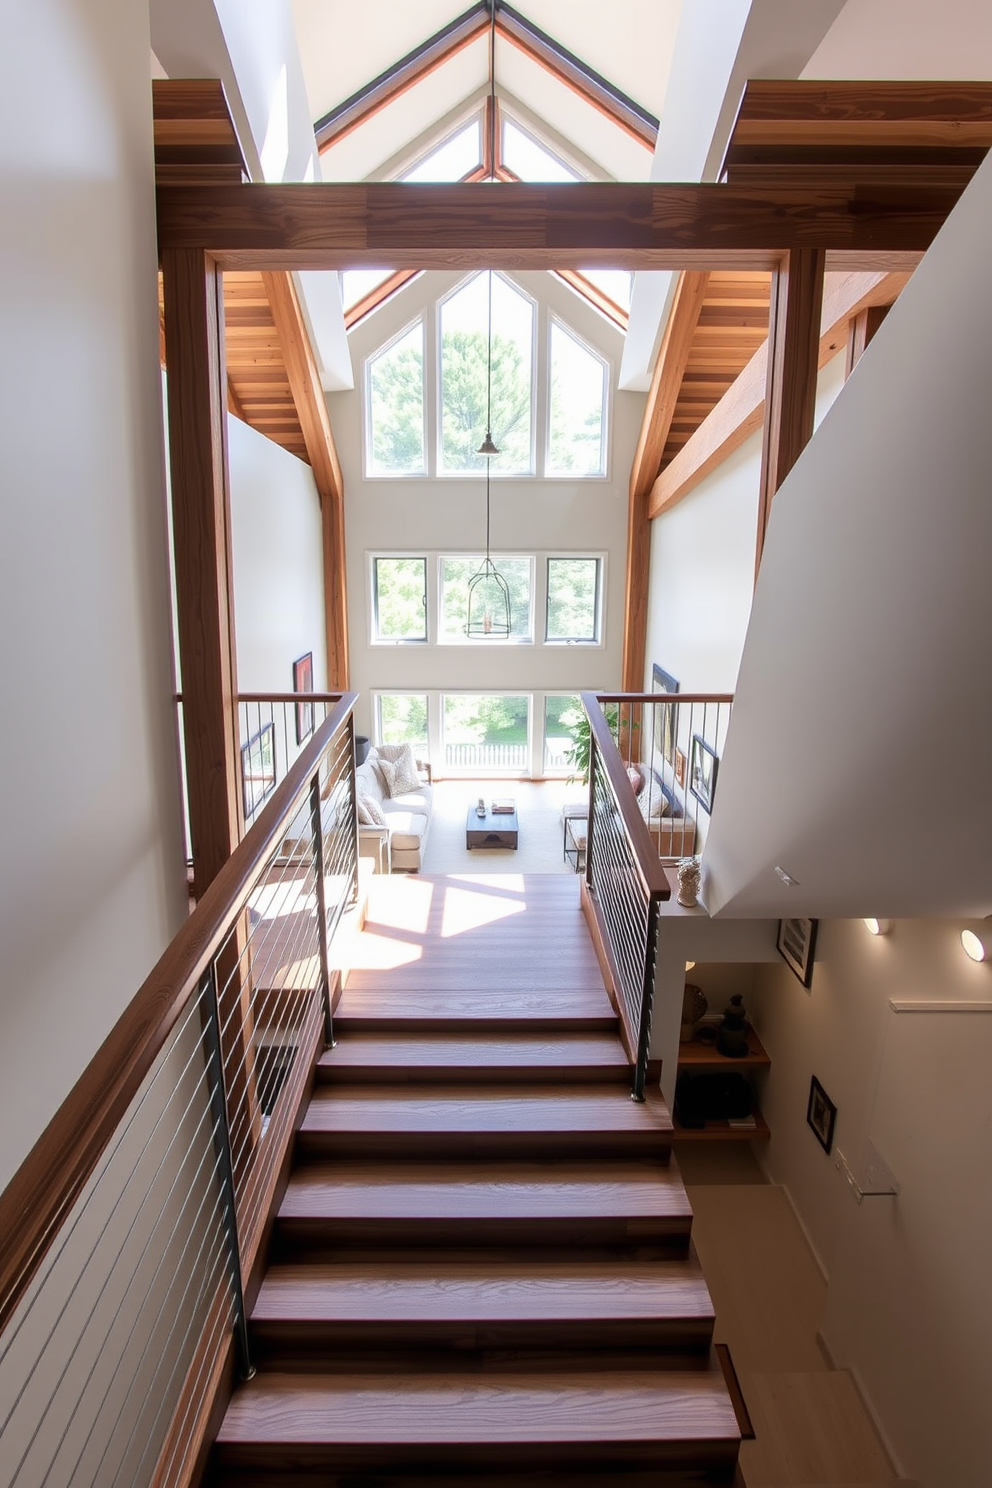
xmin=208 ymin=874 xmax=743 ymax=1485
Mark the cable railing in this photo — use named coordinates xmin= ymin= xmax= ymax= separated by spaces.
xmin=0 ymin=694 xmax=359 ymax=1488
xmin=580 ymin=691 xmax=733 ymax=1099
xmin=580 ymin=693 xmax=671 ymax=1101
xmin=597 ymin=692 xmax=734 ymax=862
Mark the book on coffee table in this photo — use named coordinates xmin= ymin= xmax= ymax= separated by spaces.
xmin=491 ymin=799 xmax=515 ymax=814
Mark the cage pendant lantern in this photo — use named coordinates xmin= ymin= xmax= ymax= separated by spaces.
xmin=466 ymin=455 xmax=511 ymax=637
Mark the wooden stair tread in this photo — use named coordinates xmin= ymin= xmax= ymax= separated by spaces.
xmin=215 ymin=1367 xmax=740 ymax=1448
xmin=318 ymin=1032 xmax=630 ymax=1077
xmin=253 ymin=1257 xmax=714 ymax=1324
xmin=301 ymin=1085 xmax=672 ymax=1136
xmin=280 ymin=1160 xmax=692 ymax=1222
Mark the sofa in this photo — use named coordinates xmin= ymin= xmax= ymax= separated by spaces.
xmin=355 ymin=743 xmax=433 ymax=872
xmin=636 ymin=759 xmax=696 ymax=860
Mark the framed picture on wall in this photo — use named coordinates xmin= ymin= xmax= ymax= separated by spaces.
xmin=293 ymin=651 xmax=314 ymax=745
xmin=689 ymin=734 xmax=718 ymax=812
xmin=806 ymin=1076 xmax=836 ymax=1153
xmin=651 ymin=663 xmax=679 ymax=766
xmin=777 ymin=917 xmax=818 ymax=989
xmin=241 ymin=723 xmax=276 ymax=819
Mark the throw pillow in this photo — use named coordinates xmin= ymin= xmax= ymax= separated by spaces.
xmin=357 ymin=794 xmax=386 ymax=826
xmin=626 ymin=764 xmax=644 ymax=796
xmin=379 ymin=752 xmax=421 ymax=798
xmin=376 ymin=742 xmax=414 ymax=764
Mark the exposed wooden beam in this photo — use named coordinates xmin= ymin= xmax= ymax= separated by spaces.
xmin=152 ymin=79 xmax=247 ymax=185
xmin=629 ymin=272 xmax=711 ymax=504
xmin=226 ymin=374 xmax=247 ymax=422
xmin=722 ymin=79 xmax=992 ymax=184
xmin=622 ymin=271 xmax=709 ymax=691
xmin=755 ymin=247 xmax=826 ymax=573
xmin=846 ymin=303 xmax=890 ymax=378
xmin=261 ymin=272 xmax=349 ymax=689
xmin=161 ymin=248 xmax=242 ymax=898
xmin=154 ymin=181 xmax=956 ymax=272
xmin=648 ymin=269 xmax=912 ymax=520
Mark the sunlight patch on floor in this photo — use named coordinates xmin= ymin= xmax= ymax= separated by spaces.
xmin=345 ymin=930 xmax=424 ymax=971
xmin=367 ymin=876 xmax=435 ymax=934
xmin=439 ymin=882 xmax=527 ymax=938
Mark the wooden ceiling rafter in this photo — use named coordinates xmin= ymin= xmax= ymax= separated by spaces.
xmin=647 ymin=269 xmax=913 ymax=522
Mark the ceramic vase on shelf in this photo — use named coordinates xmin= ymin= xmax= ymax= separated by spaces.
xmin=679 ymin=982 xmax=708 ymax=1044
xmin=717 ymin=995 xmax=750 ymax=1058
xmin=677 ymin=857 xmax=701 ymax=907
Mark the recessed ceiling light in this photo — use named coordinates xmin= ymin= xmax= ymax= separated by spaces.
xmin=775 ymin=866 xmax=799 ymax=886
xmin=863 ymin=918 xmax=893 ymax=936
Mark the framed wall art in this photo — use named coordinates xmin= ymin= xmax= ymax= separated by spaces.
xmin=241 ymin=722 xmax=275 ymax=819
xmin=651 ymin=662 xmax=679 ymax=766
xmin=689 ymin=734 xmax=718 ymax=812
xmin=293 ymin=651 xmax=314 ymax=745
xmin=777 ymin=917 xmax=818 ymax=989
xmin=806 ymin=1075 xmax=836 ymax=1153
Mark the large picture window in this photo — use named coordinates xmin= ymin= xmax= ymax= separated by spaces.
xmin=439 ymin=273 xmax=534 ymax=474
xmin=547 ymin=320 xmax=607 ymax=476
xmin=367 ymin=321 xmax=425 ymax=475
xmin=440 ymin=556 xmax=533 ymax=642
xmin=376 ymin=693 xmax=429 ymax=755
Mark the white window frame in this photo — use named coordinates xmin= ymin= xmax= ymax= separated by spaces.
xmin=368 ymin=553 xmax=429 ymax=645
xmin=437 ymin=552 xmax=536 ymax=646
xmin=545 ymin=315 xmax=610 ymax=479
xmin=544 ymin=554 xmax=605 ymax=645
xmin=364 ymin=316 xmax=427 ymax=479
xmin=435 ymin=271 xmax=538 ymax=479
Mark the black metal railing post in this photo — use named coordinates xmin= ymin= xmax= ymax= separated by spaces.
xmin=346 ymin=716 xmax=360 ymax=908
xmin=309 ymin=774 xmax=335 ymax=1047
xmin=201 ymin=964 xmax=255 ymax=1381
xmin=631 ymin=896 xmax=661 ymax=1102
xmin=584 ymin=729 xmax=597 ymax=894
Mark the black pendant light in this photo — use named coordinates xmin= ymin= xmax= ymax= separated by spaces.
xmin=467 ymin=2 xmax=511 ymax=639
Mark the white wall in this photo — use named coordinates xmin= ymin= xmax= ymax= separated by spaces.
xmin=0 ymin=0 xmax=187 ymax=1187
xmin=752 ymin=918 xmax=992 ymax=1486
xmin=703 ymin=148 xmax=992 ymax=920
xmin=330 ymin=270 xmax=643 ymax=749
xmin=229 ymin=415 xmax=327 ymax=693
xmin=645 ymin=352 xmax=845 ymax=695
xmin=806 ymin=0 xmax=992 ymax=77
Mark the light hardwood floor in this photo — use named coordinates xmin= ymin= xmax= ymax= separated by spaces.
xmin=679 ymin=1146 xmax=917 ymax=1487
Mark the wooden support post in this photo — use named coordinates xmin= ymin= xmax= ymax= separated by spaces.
xmin=755 ymin=248 xmax=825 ymax=576
xmin=846 ymin=303 xmax=890 ymax=378
xmin=622 ymin=271 xmax=709 ymax=691
xmin=162 ymin=247 xmax=242 ymax=898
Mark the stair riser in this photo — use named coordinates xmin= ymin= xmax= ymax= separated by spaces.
xmin=333 ymin=1016 xmax=620 ymax=1036
xmin=251 ymin=1318 xmax=715 ymax=1367
xmin=210 ymin=1470 xmax=739 ymax=1488
xmin=274 ymin=1217 xmax=693 ymax=1258
xmin=211 ymin=1439 xmax=741 ymax=1476
xmin=295 ymin=1133 xmax=673 ymax=1161
xmin=316 ymin=1066 xmax=634 ymax=1087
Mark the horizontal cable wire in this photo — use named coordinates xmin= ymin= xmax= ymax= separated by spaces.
xmin=11 ymin=1102 xmax=225 ymax=1488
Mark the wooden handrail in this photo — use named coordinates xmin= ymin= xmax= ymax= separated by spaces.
xmin=236 ymin=691 xmax=345 ymax=705
xmin=0 ymin=692 xmax=358 ymax=1338
xmin=580 ymin=692 xmax=670 ymax=901
xmin=596 ymin=692 xmax=735 ymax=706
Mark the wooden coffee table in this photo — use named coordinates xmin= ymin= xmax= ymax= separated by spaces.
xmin=466 ymin=800 xmax=518 ymax=849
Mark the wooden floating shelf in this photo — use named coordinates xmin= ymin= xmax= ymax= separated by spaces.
xmin=671 ymin=1107 xmax=771 ymax=1142
xmin=677 ymin=1027 xmax=771 ymax=1072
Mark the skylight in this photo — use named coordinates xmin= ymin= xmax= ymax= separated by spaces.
xmin=342 ymin=267 xmax=399 ymax=315
xmin=578 ymin=269 xmax=632 ymax=315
